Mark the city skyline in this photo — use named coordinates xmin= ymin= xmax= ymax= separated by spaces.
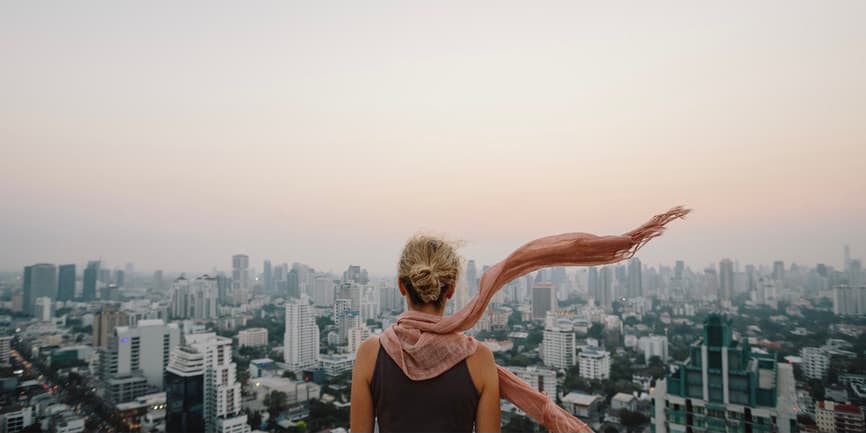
xmin=3 ymin=1 xmax=865 ymax=274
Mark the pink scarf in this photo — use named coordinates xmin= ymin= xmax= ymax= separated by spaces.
xmin=380 ymin=206 xmax=690 ymax=433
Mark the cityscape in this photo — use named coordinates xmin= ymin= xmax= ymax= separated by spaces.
xmin=3 ymin=2 xmax=866 ymax=433
xmin=0 ymin=248 xmax=864 ymax=433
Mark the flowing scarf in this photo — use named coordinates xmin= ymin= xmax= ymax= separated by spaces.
xmin=379 ymin=206 xmax=690 ymax=433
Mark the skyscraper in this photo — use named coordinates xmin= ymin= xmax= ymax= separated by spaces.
xmin=184 ymin=333 xmax=249 ymax=433
xmin=57 ymin=264 xmax=76 ymax=302
xmin=83 ymin=261 xmax=100 ymax=301
xmin=28 ymin=263 xmax=57 ymax=314
xmin=21 ymin=265 xmax=32 ymax=314
xmin=165 ymin=345 xmax=205 ymax=433
xmin=719 ymin=258 xmax=734 ymax=301
xmin=93 ymin=305 xmax=128 ymax=348
xmin=284 ymin=295 xmax=320 ymax=370
xmin=231 ymin=254 xmax=250 ymax=292
xmin=170 ymin=275 xmax=219 ymax=321
xmin=627 ymin=258 xmax=642 ymax=298
xmin=465 ymin=260 xmax=479 ymax=297
xmin=101 ymin=319 xmax=180 ymax=389
xmin=595 ymin=266 xmax=614 ymax=310
xmin=651 ymin=315 xmax=798 ymax=433
xmin=772 ymin=260 xmax=785 ymax=281
xmin=263 ymin=259 xmax=273 ymax=292
xmin=531 ymin=282 xmax=555 ymax=320
xmin=542 ymin=319 xmax=576 ymax=369
xmin=152 ymin=270 xmax=164 ymax=291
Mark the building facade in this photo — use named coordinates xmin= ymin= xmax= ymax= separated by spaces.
xmin=284 ymin=296 xmax=320 ymax=370
xmin=650 ymin=314 xmax=798 ymax=433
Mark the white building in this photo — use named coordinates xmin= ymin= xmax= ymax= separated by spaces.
xmin=103 ymin=319 xmax=180 ymax=389
xmin=507 ymin=366 xmax=557 ymax=400
xmin=348 ymin=326 xmax=370 ymax=354
xmin=185 ymin=333 xmax=249 ymax=433
xmin=238 ymin=328 xmax=268 ymax=348
xmin=0 ymin=335 xmax=12 ymax=366
xmin=578 ymin=348 xmax=610 ymax=380
xmin=251 ymin=376 xmax=321 ymax=407
xmin=170 ymin=275 xmax=219 ymax=321
xmin=34 ymin=297 xmax=53 ymax=322
xmin=801 ymin=347 xmax=830 ymax=380
xmin=284 ymin=295 xmax=320 ymax=370
xmin=638 ymin=335 xmax=668 ymax=362
xmin=833 ymin=285 xmax=866 ymax=316
xmin=542 ymin=324 xmax=576 ymax=369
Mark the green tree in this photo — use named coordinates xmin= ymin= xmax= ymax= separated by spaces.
xmin=620 ymin=410 xmax=650 ymax=433
xmin=282 ymin=370 xmax=297 ymax=380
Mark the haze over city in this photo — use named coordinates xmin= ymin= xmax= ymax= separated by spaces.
xmin=2 ymin=1 xmax=865 ymax=274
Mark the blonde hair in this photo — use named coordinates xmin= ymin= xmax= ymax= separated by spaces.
xmin=398 ymin=234 xmax=462 ymax=305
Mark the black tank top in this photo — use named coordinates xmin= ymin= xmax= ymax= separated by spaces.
xmin=370 ymin=345 xmax=480 ymax=433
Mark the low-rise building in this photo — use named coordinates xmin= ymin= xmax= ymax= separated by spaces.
xmin=238 ymin=328 xmax=268 ymax=348
xmin=578 ymin=348 xmax=610 ymax=380
xmin=561 ymin=392 xmax=603 ymax=420
xmin=611 ymin=392 xmax=637 ymax=412
xmin=506 ymin=366 xmax=557 ymax=400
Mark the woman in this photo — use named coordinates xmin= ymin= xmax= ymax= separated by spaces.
xmin=350 ymin=207 xmax=689 ymax=433
xmin=350 ymin=236 xmax=500 ymax=433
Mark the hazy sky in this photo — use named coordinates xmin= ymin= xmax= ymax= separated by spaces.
xmin=2 ymin=1 xmax=865 ymax=276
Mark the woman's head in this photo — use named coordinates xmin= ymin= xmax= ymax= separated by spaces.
xmin=398 ymin=234 xmax=462 ymax=309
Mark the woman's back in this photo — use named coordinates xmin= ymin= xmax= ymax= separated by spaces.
xmin=371 ymin=345 xmax=479 ymax=432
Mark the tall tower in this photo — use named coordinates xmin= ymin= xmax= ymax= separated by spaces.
xmin=628 ymin=258 xmax=643 ymax=298
xmin=185 ymin=333 xmax=249 ymax=433
xmin=57 ymin=264 xmax=76 ymax=302
xmin=83 ymin=261 xmax=100 ymax=301
xmin=719 ymin=258 xmax=734 ymax=301
xmin=844 ymin=245 xmax=851 ymax=271
xmin=231 ymin=254 xmax=250 ymax=303
xmin=28 ymin=264 xmax=57 ymax=314
xmin=531 ymin=282 xmax=555 ymax=320
xmin=263 ymin=259 xmax=273 ymax=292
xmin=284 ymin=295 xmax=320 ymax=370
xmin=165 ymin=345 xmax=205 ymax=433
xmin=465 ymin=260 xmax=479 ymax=297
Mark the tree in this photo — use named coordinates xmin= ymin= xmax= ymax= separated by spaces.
xmin=619 ymin=410 xmax=650 ymax=433
xmin=265 ymin=390 xmax=289 ymax=418
xmin=246 ymin=409 xmax=262 ymax=430
xmin=282 ymin=370 xmax=297 ymax=380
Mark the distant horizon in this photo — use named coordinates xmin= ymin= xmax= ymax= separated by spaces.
xmin=2 ymin=1 xmax=865 ymax=275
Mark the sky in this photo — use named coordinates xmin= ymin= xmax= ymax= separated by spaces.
xmin=1 ymin=1 xmax=865 ymax=276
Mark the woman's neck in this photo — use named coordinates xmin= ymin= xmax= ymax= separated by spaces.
xmin=407 ymin=302 xmax=445 ymax=316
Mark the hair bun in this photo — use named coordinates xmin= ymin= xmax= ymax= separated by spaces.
xmin=409 ymin=263 xmax=442 ymax=303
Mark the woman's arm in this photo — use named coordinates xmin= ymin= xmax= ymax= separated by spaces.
xmin=469 ymin=345 xmax=501 ymax=433
xmin=349 ymin=336 xmax=379 ymax=433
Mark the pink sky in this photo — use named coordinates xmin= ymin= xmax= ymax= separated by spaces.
xmin=2 ymin=1 xmax=865 ymax=275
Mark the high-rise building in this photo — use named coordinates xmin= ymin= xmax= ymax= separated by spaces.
xmin=578 ymin=348 xmax=610 ymax=380
xmin=507 ymin=366 xmax=558 ymax=400
xmin=93 ymin=305 xmax=128 ymax=348
xmin=348 ymin=326 xmax=371 ymax=354
xmin=26 ymin=263 xmax=57 ymax=314
xmin=844 ymin=245 xmax=851 ymax=272
xmin=101 ymin=319 xmax=180 ymax=389
xmin=284 ymin=295 xmax=320 ymax=370
xmin=237 ymin=328 xmax=268 ymax=348
xmin=0 ymin=336 xmax=12 ymax=366
xmin=165 ymin=345 xmax=205 ymax=433
xmin=263 ymin=260 xmax=273 ymax=292
xmin=719 ymin=258 xmax=734 ymax=301
xmin=34 ymin=297 xmax=53 ymax=321
xmin=587 ymin=267 xmax=599 ymax=297
xmin=465 ymin=260 xmax=479 ymax=297
xmin=627 ymin=258 xmax=642 ymax=298
xmin=286 ymin=269 xmax=300 ymax=299
xmin=57 ymin=264 xmax=76 ymax=302
xmin=170 ymin=275 xmax=219 ymax=321
xmin=83 ymin=261 xmax=100 ymax=301
xmin=772 ymin=260 xmax=785 ymax=281
xmin=531 ymin=282 xmax=555 ymax=320
xmin=231 ymin=254 xmax=250 ymax=292
xmin=638 ymin=335 xmax=668 ymax=362
xmin=542 ymin=322 xmax=576 ymax=369
xmin=596 ymin=266 xmax=614 ymax=310
xmin=184 ymin=333 xmax=249 ymax=433
xmin=815 ymin=400 xmax=865 ymax=433
xmin=152 ymin=270 xmax=164 ymax=291
xmin=651 ymin=315 xmax=798 ymax=433
xmin=801 ymin=347 xmax=830 ymax=380
xmin=833 ymin=285 xmax=866 ymax=316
